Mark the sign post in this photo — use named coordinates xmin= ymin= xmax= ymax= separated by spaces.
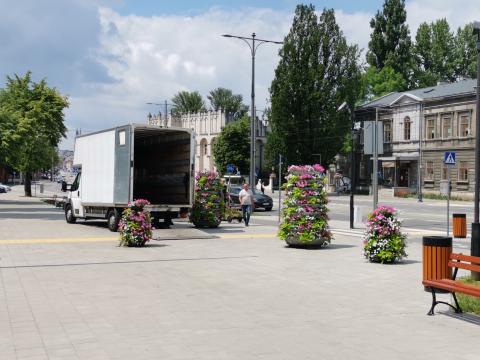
xmin=443 ymin=152 xmax=456 ymax=236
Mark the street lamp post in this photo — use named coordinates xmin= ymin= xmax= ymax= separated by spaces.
xmin=338 ymin=102 xmax=356 ymax=229
xmin=146 ymin=101 xmax=172 ymax=127
xmin=471 ymin=21 xmax=480 ymax=280
xmin=222 ymin=33 xmax=282 ymax=185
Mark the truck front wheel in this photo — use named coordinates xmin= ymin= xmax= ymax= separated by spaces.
xmin=107 ymin=209 xmax=119 ymax=232
xmin=65 ymin=204 xmax=77 ymax=224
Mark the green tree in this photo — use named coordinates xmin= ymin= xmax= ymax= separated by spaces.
xmin=171 ymin=90 xmax=205 ymax=114
xmin=412 ymin=19 xmax=456 ymax=87
xmin=207 ymin=87 xmax=248 ymax=119
xmin=454 ymin=23 xmax=478 ymax=79
xmin=366 ymin=0 xmax=412 ymax=85
xmin=362 ymin=66 xmax=407 ymax=99
xmin=213 ymin=115 xmax=250 ymax=175
xmin=0 ymin=72 xmax=68 ymax=196
xmin=268 ymin=5 xmax=362 ymax=167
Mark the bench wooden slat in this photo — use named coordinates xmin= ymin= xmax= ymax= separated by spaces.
xmin=423 ymin=279 xmax=480 ymax=297
xmin=447 ymin=260 xmax=480 ymax=273
xmin=450 ymin=253 xmax=480 ymax=264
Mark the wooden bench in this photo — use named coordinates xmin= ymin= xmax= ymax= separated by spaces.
xmin=422 ymin=253 xmax=480 ymax=315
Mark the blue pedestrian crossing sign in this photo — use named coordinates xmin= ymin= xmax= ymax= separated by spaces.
xmin=444 ymin=152 xmax=456 ymax=166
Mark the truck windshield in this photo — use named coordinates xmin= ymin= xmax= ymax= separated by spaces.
xmin=70 ymin=172 xmax=81 ymax=191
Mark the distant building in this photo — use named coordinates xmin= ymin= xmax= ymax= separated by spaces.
xmin=147 ymin=110 xmax=269 ymax=175
xmin=355 ymin=79 xmax=477 ymax=198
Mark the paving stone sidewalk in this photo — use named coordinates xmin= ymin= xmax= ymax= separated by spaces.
xmin=1 ymin=224 xmax=480 ymax=359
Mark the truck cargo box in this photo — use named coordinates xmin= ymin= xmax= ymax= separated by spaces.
xmin=73 ymin=124 xmax=194 ymax=209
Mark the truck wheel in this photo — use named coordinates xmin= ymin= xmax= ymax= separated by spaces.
xmin=65 ymin=204 xmax=77 ymax=224
xmin=107 ymin=209 xmax=119 ymax=232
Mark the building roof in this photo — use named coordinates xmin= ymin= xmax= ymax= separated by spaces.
xmin=359 ymin=78 xmax=477 ymax=110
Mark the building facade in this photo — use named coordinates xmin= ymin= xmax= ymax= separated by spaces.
xmin=355 ymin=79 xmax=477 ymax=197
xmin=147 ymin=110 xmax=269 ymax=175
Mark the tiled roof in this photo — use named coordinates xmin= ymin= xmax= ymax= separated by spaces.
xmin=359 ymin=78 xmax=477 ymax=109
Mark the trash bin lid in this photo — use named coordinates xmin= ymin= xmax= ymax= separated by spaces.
xmin=452 ymin=213 xmax=466 ymax=218
xmin=423 ymin=236 xmax=452 ymax=247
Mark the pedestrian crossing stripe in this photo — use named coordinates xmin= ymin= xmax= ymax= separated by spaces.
xmin=444 ymin=152 xmax=456 ymax=165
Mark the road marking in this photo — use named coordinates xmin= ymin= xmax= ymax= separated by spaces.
xmin=0 ymin=237 xmax=118 ymax=244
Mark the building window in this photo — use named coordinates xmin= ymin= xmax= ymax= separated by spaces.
xmin=425 ymin=161 xmax=434 ymax=181
xmin=458 ymin=161 xmax=468 ymax=181
xmin=384 ymin=121 xmax=392 ymax=143
xmin=404 ymin=117 xmax=411 ymax=140
xmin=442 ymin=115 xmax=452 ymax=139
xmin=426 ymin=117 xmax=435 ymax=139
xmin=203 ymin=142 xmax=208 ymax=156
xmin=442 ymin=165 xmax=448 ymax=180
xmin=459 ymin=113 xmax=471 ymax=137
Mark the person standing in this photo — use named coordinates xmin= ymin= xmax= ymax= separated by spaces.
xmin=239 ymin=183 xmax=253 ymax=226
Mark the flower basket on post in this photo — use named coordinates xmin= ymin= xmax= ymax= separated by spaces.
xmin=190 ymin=171 xmax=225 ymax=228
xmin=118 ymin=199 xmax=153 ymax=247
xmin=363 ymin=206 xmax=407 ymax=263
xmin=279 ymin=164 xmax=332 ymax=247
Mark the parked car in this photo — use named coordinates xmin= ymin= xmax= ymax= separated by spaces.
xmin=0 ymin=183 xmax=11 ymax=192
xmin=227 ymin=186 xmax=273 ymax=211
xmin=0 ymin=187 xmax=5 ymax=193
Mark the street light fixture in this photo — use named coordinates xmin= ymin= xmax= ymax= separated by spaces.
xmin=222 ymin=33 xmax=283 ymax=185
xmin=338 ymin=101 xmax=356 ymax=229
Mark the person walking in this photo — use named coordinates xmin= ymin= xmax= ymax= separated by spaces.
xmin=239 ymin=183 xmax=253 ymax=226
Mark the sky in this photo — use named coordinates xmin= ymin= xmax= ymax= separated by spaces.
xmin=1 ymin=0 xmax=479 ymax=150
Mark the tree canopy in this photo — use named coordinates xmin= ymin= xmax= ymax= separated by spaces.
xmin=212 ymin=115 xmax=250 ymax=175
xmin=366 ymin=0 xmax=412 ymax=86
xmin=267 ymin=5 xmax=361 ymax=167
xmin=0 ymin=72 xmax=68 ymax=196
xmin=171 ymin=90 xmax=205 ymax=114
xmin=454 ymin=23 xmax=478 ymax=79
xmin=207 ymin=87 xmax=248 ymax=119
xmin=412 ymin=19 xmax=456 ymax=87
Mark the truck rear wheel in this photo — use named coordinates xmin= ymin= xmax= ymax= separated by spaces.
xmin=107 ymin=209 xmax=119 ymax=232
xmin=65 ymin=204 xmax=77 ymax=224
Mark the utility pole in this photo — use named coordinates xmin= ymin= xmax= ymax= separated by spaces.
xmin=471 ymin=21 xmax=480 ymax=279
xmin=146 ymin=101 xmax=173 ymax=127
xmin=222 ymin=33 xmax=283 ymax=185
xmin=418 ymin=103 xmax=423 ymax=202
xmin=350 ymin=107 xmax=356 ymax=229
xmin=373 ymin=107 xmax=379 ymax=210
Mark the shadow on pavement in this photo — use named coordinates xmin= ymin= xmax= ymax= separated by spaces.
xmin=442 ymin=311 xmax=480 ymax=326
xmin=283 ymin=244 xmax=357 ymax=250
xmin=0 ymin=255 xmax=258 ymax=269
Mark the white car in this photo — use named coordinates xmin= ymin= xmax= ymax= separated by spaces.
xmin=0 ymin=183 xmax=11 ymax=192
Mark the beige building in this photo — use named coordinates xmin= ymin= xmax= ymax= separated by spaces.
xmin=356 ymin=79 xmax=477 ymax=198
xmin=147 ymin=110 xmax=268 ymax=175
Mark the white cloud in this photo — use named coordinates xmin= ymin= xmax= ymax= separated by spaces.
xmin=1 ymin=1 xmax=473 ymax=150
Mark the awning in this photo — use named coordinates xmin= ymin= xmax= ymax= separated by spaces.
xmin=379 ymin=156 xmax=396 ymax=161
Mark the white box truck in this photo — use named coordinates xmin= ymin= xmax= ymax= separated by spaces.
xmin=64 ymin=124 xmax=195 ymax=231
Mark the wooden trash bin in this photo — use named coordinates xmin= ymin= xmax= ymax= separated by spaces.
xmin=423 ymin=236 xmax=452 ymax=292
xmin=452 ymin=213 xmax=467 ymax=238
